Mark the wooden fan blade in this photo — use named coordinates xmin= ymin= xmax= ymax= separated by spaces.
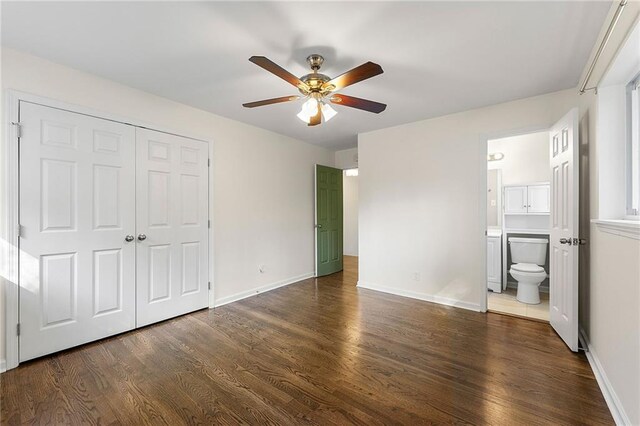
xmin=249 ymin=56 xmax=309 ymax=91
xmin=308 ymin=106 xmax=322 ymax=126
xmin=324 ymin=62 xmax=383 ymax=91
xmin=330 ymin=94 xmax=386 ymax=113
xmin=243 ymin=95 xmax=300 ymax=108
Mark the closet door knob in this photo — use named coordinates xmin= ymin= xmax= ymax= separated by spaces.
xmin=137 ymin=234 xmax=147 ymax=241
xmin=124 ymin=235 xmax=134 ymax=242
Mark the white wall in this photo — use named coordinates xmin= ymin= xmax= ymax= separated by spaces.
xmin=343 ymin=173 xmax=359 ymax=256
xmin=358 ymin=4 xmax=640 ymax=421
xmin=358 ymin=80 xmax=640 ymax=422
xmin=0 ymin=48 xmax=334 ymax=364
xmin=334 ymin=147 xmax=358 ymax=170
xmin=488 ymin=131 xmax=549 ymax=186
xmin=586 ymin=228 xmax=639 ymax=425
xmin=335 ymin=148 xmax=359 ymax=257
xmin=358 ymin=88 xmax=587 ymax=310
xmin=585 ymin=12 xmax=640 ymax=424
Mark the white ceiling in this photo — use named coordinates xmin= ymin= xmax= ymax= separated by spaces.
xmin=1 ymin=1 xmax=610 ymax=150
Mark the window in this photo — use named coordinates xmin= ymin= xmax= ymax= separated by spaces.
xmin=627 ymin=73 xmax=640 ymax=217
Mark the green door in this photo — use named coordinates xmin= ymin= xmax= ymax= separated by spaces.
xmin=316 ymin=165 xmax=343 ymax=276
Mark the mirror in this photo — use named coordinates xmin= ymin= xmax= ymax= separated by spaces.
xmin=487 ymin=169 xmax=502 ymax=227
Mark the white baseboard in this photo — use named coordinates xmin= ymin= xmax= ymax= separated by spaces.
xmin=579 ymin=328 xmax=631 ymax=426
xmin=0 ymin=359 xmax=6 ymax=373
xmin=214 ymin=272 xmax=315 ymax=308
xmin=357 ymin=281 xmax=481 ymax=312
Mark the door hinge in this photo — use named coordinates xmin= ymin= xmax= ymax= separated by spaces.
xmin=208 ymin=158 xmax=210 ymax=167
xmin=16 ymin=224 xmax=22 ymax=238
xmin=208 ymin=219 xmax=211 ymax=228
xmin=11 ymin=122 xmax=22 ymax=138
xmin=16 ymin=323 xmax=20 ymax=336
xmin=208 ymin=282 xmax=211 ymax=290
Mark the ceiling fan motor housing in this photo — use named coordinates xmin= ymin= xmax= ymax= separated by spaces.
xmin=307 ymin=54 xmax=324 ymax=71
xmin=299 ymin=54 xmax=333 ymax=96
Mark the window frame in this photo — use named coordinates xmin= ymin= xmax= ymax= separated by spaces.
xmin=625 ymin=72 xmax=640 ymax=219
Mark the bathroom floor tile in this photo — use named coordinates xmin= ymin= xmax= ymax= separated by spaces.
xmin=488 ymin=288 xmax=549 ymax=321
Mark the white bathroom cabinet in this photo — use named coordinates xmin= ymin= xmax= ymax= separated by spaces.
xmin=504 ymin=183 xmax=550 ymax=214
xmin=487 ymin=235 xmax=502 ymax=292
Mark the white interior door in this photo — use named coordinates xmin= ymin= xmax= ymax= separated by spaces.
xmin=549 ymin=108 xmax=579 ymax=352
xmin=19 ymin=102 xmax=136 ymax=361
xmin=135 ymin=128 xmax=209 ymax=327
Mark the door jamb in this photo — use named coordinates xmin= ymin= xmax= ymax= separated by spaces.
xmin=314 ymin=164 xmax=318 ymax=277
xmin=478 ymin=124 xmax=550 ymax=314
xmin=2 ymin=89 xmax=215 ymax=371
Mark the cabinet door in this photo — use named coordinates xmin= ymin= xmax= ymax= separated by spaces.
xmin=504 ymin=186 xmax=528 ymax=213
xmin=528 ymin=184 xmax=550 ymax=213
xmin=487 ymin=237 xmax=502 ymax=283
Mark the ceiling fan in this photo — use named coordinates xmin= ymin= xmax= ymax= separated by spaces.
xmin=243 ymin=54 xmax=386 ymax=126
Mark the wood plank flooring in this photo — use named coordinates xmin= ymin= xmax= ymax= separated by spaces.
xmin=1 ymin=256 xmax=612 ymax=425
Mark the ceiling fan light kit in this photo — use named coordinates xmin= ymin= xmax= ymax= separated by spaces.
xmin=243 ymin=54 xmax=386 ymax=127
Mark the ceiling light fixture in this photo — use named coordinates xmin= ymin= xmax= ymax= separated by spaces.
xmin=487 ymin=152 xmax=505 ymax=162
xmin=297 ymin=99 xmax=337 ymax=124
xmin=243 ymin=54 xmax=386 ymax=127
xmin=321 ymin=102 xmax=337 ymax=122
xmin=296 ymin=98 xmax=319 ymax=123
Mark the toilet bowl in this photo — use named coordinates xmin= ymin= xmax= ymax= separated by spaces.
xmin=509 ymin=263 xmax=547 ymax=304
xmin=508 ymin=237 xmax=549 ymax=305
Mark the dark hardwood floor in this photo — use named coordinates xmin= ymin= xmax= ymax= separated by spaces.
xmin=1 ymin=256 xmax=612 ymax=425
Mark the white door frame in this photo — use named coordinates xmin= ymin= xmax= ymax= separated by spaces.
xmin=477 ymin=124 xmax=550 ymax=313
xmin=2 ymin=89 xmax=215 ymax=371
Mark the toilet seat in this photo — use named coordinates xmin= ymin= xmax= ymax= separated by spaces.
xmin=511 ymin=263 xmax=544 ymax=273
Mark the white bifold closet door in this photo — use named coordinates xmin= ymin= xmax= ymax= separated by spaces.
xmin=18 ymin=103 xmax=209 ymax=362
xmin=19 ymin=102 xmax=137 ymax=361
xmin=135 ymin=128 xmax=209 ymax=327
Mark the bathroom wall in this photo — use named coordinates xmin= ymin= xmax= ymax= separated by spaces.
xmin=488 ymin=131 xmax=550 ymax=186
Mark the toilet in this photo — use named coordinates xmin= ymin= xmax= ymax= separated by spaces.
xmin=508 ymin=237 xmax=548 ymax=304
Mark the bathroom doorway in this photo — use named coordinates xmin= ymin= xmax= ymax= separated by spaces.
xmin=483 ymin=109 xmax=581 ymax=352
xmin=485 ymin=130 xmax=551 ymax=321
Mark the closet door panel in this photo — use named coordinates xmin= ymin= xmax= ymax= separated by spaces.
xmin=19 ymin=102 xmax=136 ymax=362
xmin=136 ymin=128 xmax=209 ymax=327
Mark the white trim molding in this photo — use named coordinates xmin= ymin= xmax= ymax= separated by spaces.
xmin=213 ymin=272 xmax=314 ymax=308
xmin=3 ymin=90 xmax=21 ymax=371
xmin=579 ymin=329 xmax=631 ymax=426
xmin=591 ymin=219 xmax=640 ymax=240
xmin=0 ymin=359 xmax=6 ymax=373
xmin=357 ymin=281 xmax=482 ymax=312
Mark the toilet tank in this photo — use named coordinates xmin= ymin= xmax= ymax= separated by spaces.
xmin=508 ymin=237 xmax=548 ymax=265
